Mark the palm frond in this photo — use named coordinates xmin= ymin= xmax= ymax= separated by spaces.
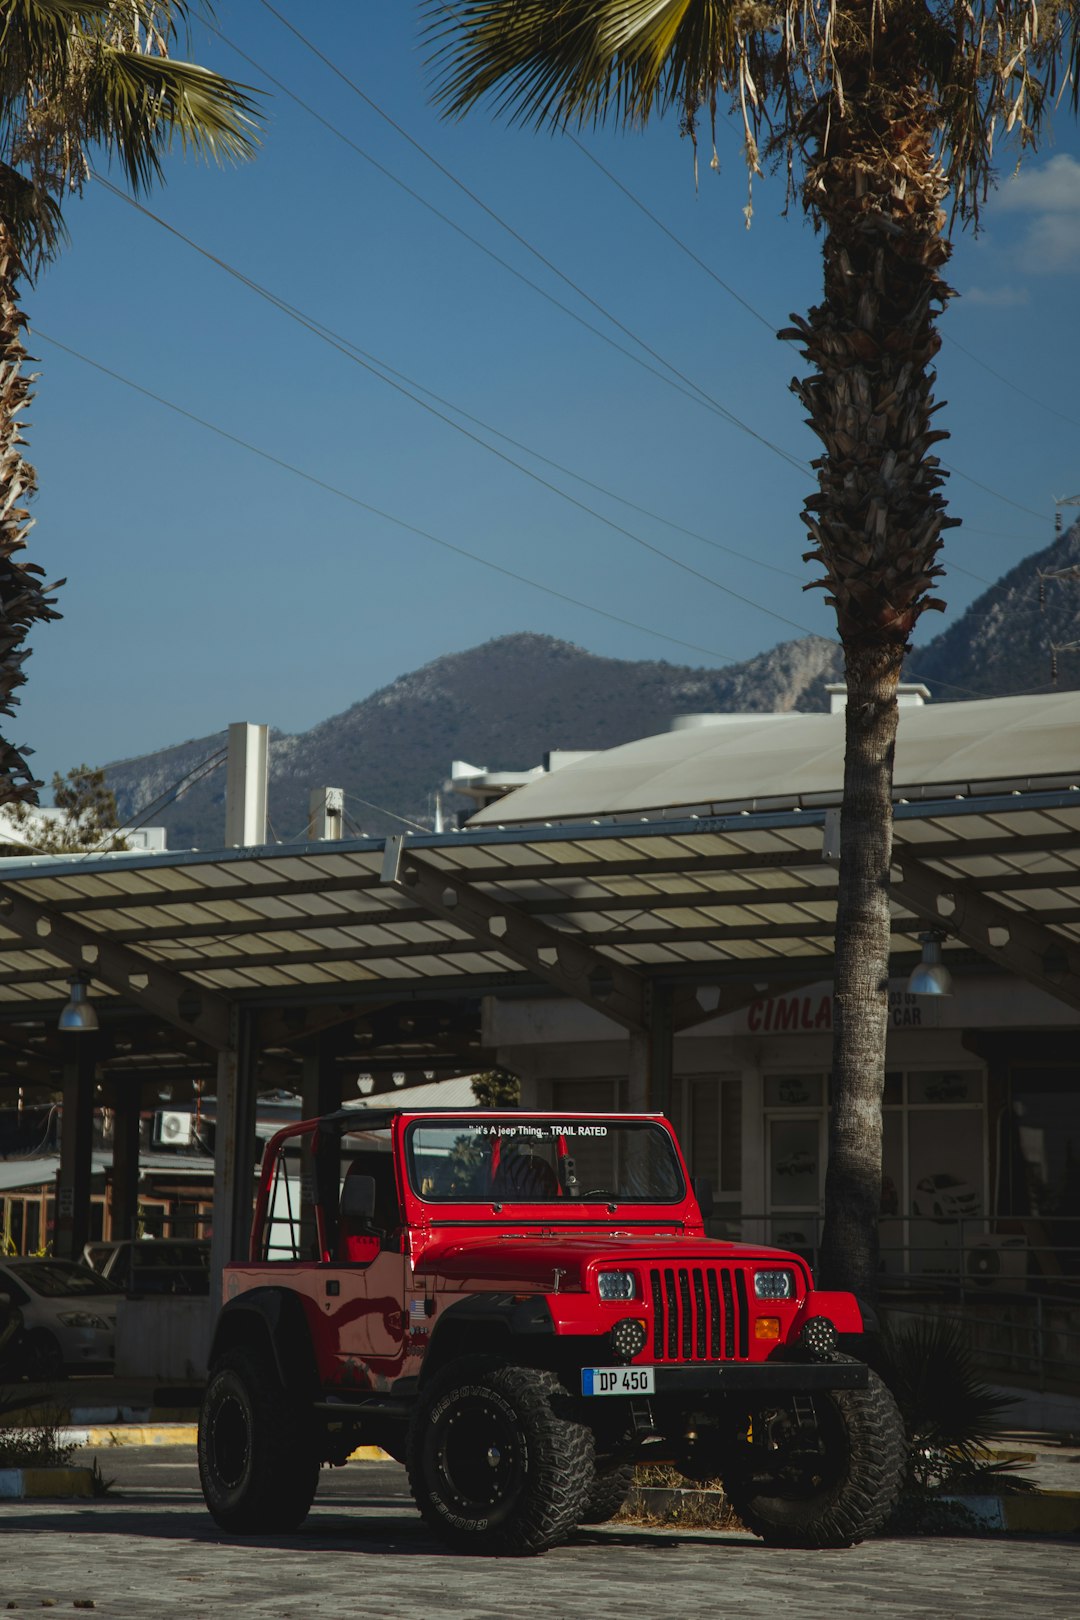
xmin=80 ymin=49 xmax=258 ymax=191
xmin=424 ymin=0 xmax=725 ymax=130
xmin=0 ymin=159 xmax=66 ymax=266
xmin=877 ymin=1318 xmax=1016 ymax=1458
xmin=0 ymin=0 xmax=109 ymax=102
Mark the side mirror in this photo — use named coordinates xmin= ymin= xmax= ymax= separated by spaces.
xmin=692 ymin=1176 xmax=714 ymax=1219
xmin=341 ymin=1172 xmax=376 ymax=1222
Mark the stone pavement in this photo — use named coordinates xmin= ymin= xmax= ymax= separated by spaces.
xmin=1 ymin=1463 xmax=1078 ymax=1620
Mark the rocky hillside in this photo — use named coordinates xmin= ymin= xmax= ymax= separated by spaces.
xmin=103 ymin=520 xmax=1080 ymax=850
xmin=104 ymin=632 xmax=845 ymax=848
xmin=912 ymin=522 xmax=1080 ymax=699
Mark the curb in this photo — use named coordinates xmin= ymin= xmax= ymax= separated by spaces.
xmin=624 ymin=1486 xmax=1080 ymax=1537
xmin=1 ymin=1405 xmax=200 ymax=1429
xmin=60 ymin=1424 xmax=199 ymax=1447
xmin=939 ymin=1490 xmax=1080 ymax=1535
xmin=0 ymin=1466 xmax=95 ymax=1500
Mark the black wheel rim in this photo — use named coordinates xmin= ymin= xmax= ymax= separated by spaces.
xmin=434 ymin=1396 xmax=524 ymax=1516
xmin=209 ymin=1388 xmax=251 ymax=1491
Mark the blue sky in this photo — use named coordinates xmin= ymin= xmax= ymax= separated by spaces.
xmin=19 ymin=2 xmax=1080 ymax=791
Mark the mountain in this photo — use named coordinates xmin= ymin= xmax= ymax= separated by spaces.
xmin=911 ymin=522 xmax=1080 ymax=699
xmin=104 ymin=632 xmax=845 ymax=848
xmin=102 ymin=521 xmax=1080 ymax=850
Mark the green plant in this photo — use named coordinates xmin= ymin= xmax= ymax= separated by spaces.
xmin=0 ymin=1405 xmax=76 ymax=1469
xmin=874 ymin=1318 xmax=1033 ymax=1495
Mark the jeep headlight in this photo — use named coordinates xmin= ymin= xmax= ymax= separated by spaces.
xmin=754 ymin=1270 xmax=796 ymax=1301
xmin=597 ymin=1270 xmax=636 ymax=1302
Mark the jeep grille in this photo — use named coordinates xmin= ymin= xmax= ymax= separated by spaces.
xmin=649 ymin=1266 xmax=750 ymax=1361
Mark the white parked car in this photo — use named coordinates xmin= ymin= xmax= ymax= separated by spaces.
xmin=0 ymin=1258 xmax=121 ymax=1380
xmin=911 ymin=1174 xmax=980 ymax=1222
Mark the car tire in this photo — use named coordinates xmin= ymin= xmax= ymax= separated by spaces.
xmin=722 ymin=1357 xmax=905 ymax=1548
xmin=406 ymin=1356 xmax=595 ymax=1554
xmin=198 ymin=1345 xmax=319 ymax=1532
xmin=21 ymin=1328 xmax=65 ymax=1382
xmin=579 ymin=1461 xmax=636 ymax=1524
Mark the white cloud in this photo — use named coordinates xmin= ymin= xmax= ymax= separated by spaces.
xmin=992 ymin=153 xmax=1080 ymax=273
xmin=962 ymin=283 xmax=1030 ymax=307
xmin=996 ymin=152 xmax=1080 ymax=214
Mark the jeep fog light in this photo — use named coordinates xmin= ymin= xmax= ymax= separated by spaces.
xmin=610 ymin=1317 xmax=648 ymax=1364
xmin=754 ymin=1269 xmax=796 ymax=1300
xmin=597 ymin=1270 xmax=636 ymax=1301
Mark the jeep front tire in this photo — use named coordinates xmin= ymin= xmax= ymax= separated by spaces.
xmin=406 ymin=1357 xmax=595 ymax=1554
xmin=722 ymin=1361 xmax=905 ymax=1548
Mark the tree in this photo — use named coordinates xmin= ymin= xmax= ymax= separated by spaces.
xmin=423 ymin=0 xmax=1080 ymax=1298
xmin=4 ymin=762 xmax=128 ymax=851
xmin=0 ymin=1 xmax=257 ymax=808
xmin=471 ymin=1067 xmax=521 ymax=1107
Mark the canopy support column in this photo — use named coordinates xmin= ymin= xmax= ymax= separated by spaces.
xmin=210 ymin=1007 xmax=258 ymax=1303
xmin=109 ymin=1082 xmax=142 ymax=1243
xmin=301 ymin=1034 xmax=341 ymax=1257
xmin=56 ymin=1040 xmax=96 ymax=1261
xmin=628 ymin=984 xmax=673 ymax=1112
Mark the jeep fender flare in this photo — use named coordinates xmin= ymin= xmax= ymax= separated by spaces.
xmin=420 ymin=1293 xmax=554 ymax=1384
xmin=207 ymin=1287 xmax=320 ymax=1400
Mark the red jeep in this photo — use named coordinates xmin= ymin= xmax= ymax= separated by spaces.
xmin=198 ymin=1108 xmax=904 ymax=1554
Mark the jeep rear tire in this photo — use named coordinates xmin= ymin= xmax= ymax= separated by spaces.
xmin=406 ymin=1357 xmax=595 ymax=1554
xmin=722 ymin=1362 xmax=905 ymax=1548
xmin=580 ymin=1461 xmax=635 ymax=1524
xmin=198 ymin=1346 xmax=319 ymax=1532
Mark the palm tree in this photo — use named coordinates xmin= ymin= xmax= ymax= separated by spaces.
xmin=0 ymin=0 xmax=256 ymax=806
xmin=423 ymin=0 xmax=1080 ymax=1298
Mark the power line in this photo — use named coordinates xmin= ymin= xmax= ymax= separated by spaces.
xmin=237 ymin=10 xmax=1047 ymax=559
xmin=208 ymin=29 xmax=803 ymax=584
xmin=941 ymin=461 xmax=1046 ymax=521
xmin=89 ymin=174 xmax=817 ymax=634
xmin=86 ymin=747 xmax=228 ymax=857
xmin=568 ymin=135 xmax=779 ymax=338
xmin=942 ymin=331 xmax=1080 ymax=433
xmin=246 ymin=3 xmax=808 ymax=477
xmin=208 ymin=24 xmax=804 ymax=477
xmin=33 ymin=328 xmax=741 ymax=664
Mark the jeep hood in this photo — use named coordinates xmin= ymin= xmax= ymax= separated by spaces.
xmin=413 ymin=1229 xmax=806 ymax=1293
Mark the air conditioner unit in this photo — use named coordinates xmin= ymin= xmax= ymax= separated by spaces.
xmin=964 ymin=1235 xmax=1029 ymax=1293
xmin=153 ymin=1109 xmax=195 ymax=1148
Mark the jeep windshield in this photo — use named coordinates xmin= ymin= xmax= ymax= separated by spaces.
xmin=405 ymin=1117 xmax=684 ymax=1204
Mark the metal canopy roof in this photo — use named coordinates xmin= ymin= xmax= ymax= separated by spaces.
xmin=1 ymin=785 xmax=1080 ymax=1042
xmin=469 ymin=690 xmax=1080 ymax=825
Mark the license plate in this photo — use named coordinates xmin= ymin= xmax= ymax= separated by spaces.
xmin=581 ymin=1365 xmax=655 ymax=1396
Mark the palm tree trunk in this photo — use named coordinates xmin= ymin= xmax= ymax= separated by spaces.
xmin=0 ymin=214 xmax=61 ymax=807
xmin=781 ymin=10 xmax=956 ymax=1298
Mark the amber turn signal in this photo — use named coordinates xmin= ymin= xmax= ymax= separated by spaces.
xmin=754 ymin=1317 xmax=782 ymax=1341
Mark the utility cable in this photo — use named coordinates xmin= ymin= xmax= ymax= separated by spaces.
xmin=247 ymin=3 xmax=808 ymax=476
xmin=942 ymin=331 xmax=1080 ymax=433
xmin=209 ymin=23 xmax=804 ymax=478
xmin=89 ymin=175 xmax=818 ymax=633
xmin=233 ymin=13 xmax=1048 ymax=546
xmin=87 ymin=747 xmax=228 ymax=857
xmin=33 ymin=328 xmax=739 ymax=664
xmin=343 ymin=794 xmax=430 ymax=834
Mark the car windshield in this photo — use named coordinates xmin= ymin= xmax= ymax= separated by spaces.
xmin=9 ymin=1261 xmax=122 ymax=1298
xmin=406 ymin=1117 xmax=685 ymax=1204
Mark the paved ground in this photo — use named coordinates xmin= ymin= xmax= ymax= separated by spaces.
xmin=1 ymin=1450 xmax=1077 ymax=1619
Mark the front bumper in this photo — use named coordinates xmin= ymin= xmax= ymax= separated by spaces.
xmin=647 ymin=1360 xmax=868 ymax=1395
